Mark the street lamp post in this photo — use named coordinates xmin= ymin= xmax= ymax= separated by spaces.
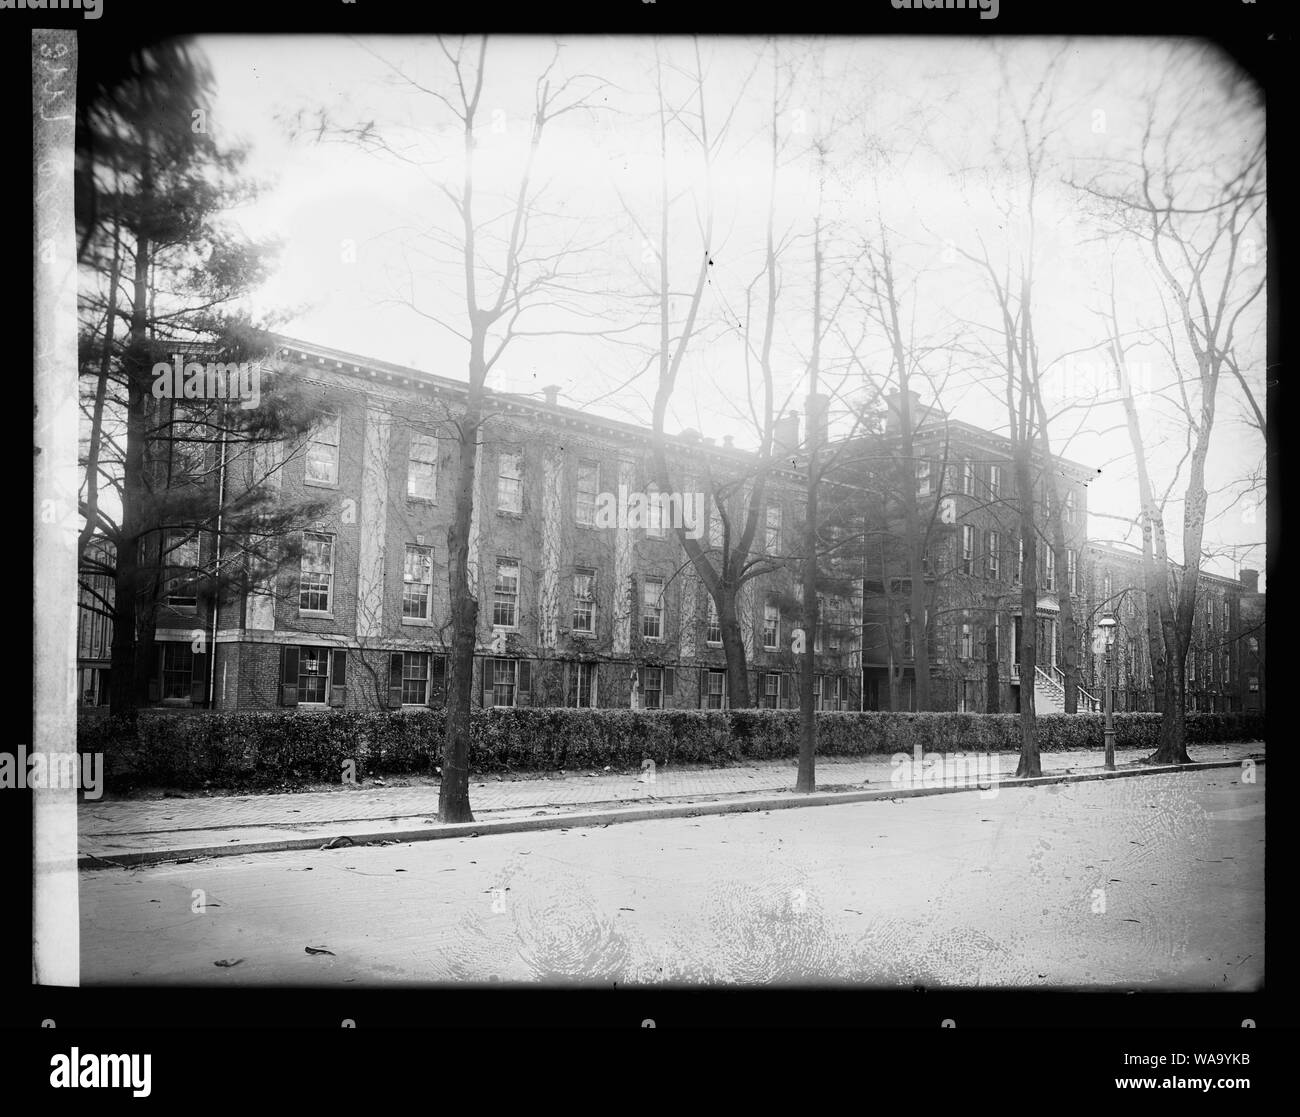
xmin=1098 ymin=613 xmax=1117 ymax=771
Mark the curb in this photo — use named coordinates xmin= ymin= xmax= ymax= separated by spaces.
xmin=78 ymin=755 xmax=1261 ymax=870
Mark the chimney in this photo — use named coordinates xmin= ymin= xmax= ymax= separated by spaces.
xmin=1240 ymin=568 xmax=1259 ymax=594
xmin=884 ymin=388 xmax=923 ymax=436
xmin=679 ymin=427 xmax=701 ymax=442
xmin=773 ymin=411 xmax=800 ymax=455
xmin=805 ymin=392 xmax=829 ymax=446
xmin=722 ymin=434 xmax=734 ymax=450
xmin=542 ymin=384 xmax=560 ymax=407
xmin=703 ymin=436 xmax=716 ymax=445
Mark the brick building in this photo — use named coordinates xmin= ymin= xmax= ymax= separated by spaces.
xmin=132 ymin=337 xmax=862 ymax=713
xmin=858 ymin=390 xmax=1096 ymax=714
xmin=1082 ymin=543 xmax=1263 ymax=713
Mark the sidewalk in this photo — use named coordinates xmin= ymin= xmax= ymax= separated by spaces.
xmin=78 ymin=741 xmax=1263 ymax=867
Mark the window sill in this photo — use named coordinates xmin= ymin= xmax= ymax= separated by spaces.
xmin=299 ymin=611 xmax=335 ymax=621
xmin=495 ymin=509 xmax=523 ymax=519
xmin=406 ymin=495 xmax=437 ymax=506
xmin=402 ymin=618 xmax=434 ymax=627
xmin=303 ymin=479 xmax=339 ymax=490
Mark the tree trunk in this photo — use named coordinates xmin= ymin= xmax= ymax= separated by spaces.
xmin=719 ymin=593 xmax=751 ymax=708
xmin=1014 ymin=456 xmax=1040 ymax=778
xmin=438 ymin=390 xmax=482 ymax=824
xmin=796 ymin=491 xmax=818 ymax=793
xmin=985 ymin=610 xmax=1000 ymax=714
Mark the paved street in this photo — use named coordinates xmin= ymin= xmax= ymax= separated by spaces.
xmin=78 ymin=741 xmax=1264 ymax=860
xmin=80 ymin=766 xmax=1263 ymax=987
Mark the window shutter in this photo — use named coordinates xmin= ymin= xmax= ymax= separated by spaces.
xmin=329 ymin=649 xmax=347 ymax=707
xmin=280 ymin=645 xmax=299 ymax=707
xmin=754 ymin=671 xmax=763 ymax=708
xmin=518 ymin=659 xmax=531 ymax=705
xmin=664 ymin=667 xmax=674 ymax=699
xmin=429 ymin=655 xmax=446 ymax=707
xmin=388 ymin=652 xmax=404 ymax=708
xmin=840 ymin=676 xmax=850 ymax=705
xmin=698 ymin=667 xmax=707 ymax=708
xmin=482 ymin=656 xmax=494 ymax=708
xmin=190 ymin=651 xmax=208 ymax=705
xmin=780 ymin=673 xmax=790 ymax=707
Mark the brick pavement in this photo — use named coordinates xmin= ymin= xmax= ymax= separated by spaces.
xmin=80 ymin=741 xmax=1263 ymax=843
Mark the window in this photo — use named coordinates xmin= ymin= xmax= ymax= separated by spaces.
xmin=902 ymin=610 xmax=914 ymax=658
xmin=1017 ymin=536 xmax=1024 ymax=582
xmin=492 ymin=658 xmax=517 ymax=706
xmin=1044 ymin=548 xmax=1056 ymax=592
xmin=164 ymin=529 xmax=200 ymax=610
xmin=827 ymin=596 xmax=841 ymax=651
xmin=763 ymin=672 xmax=781 ymax=709
xmin=986 ymin=531 xmax=1001 ymax=579
xmin=1067 ymin=549 xmax=1078 ymax=595
xmin=575 ymin=460 xmax=600 ymax=526
xmin=169 ymin=402 xmax=208 ymax=481
xmin=161 ymin=642 xmax=194 ymax=700
xmin=989 ymin=464 xmax=1002 ymax=499
xmin=763 ymin=596 xmax=780 ymax=650
xmin=1188 ymin=652 xmax=1196 ymax=683
xmin=407 ymin=432 xmax=438 ymax=501
xmin=992 ymin=617 xmax=1001 ymax=663
xmin=568 ymin=661 xmax=596 ymax=708
xmin=959 ymin=621 xmax=974 ymax=659
xmin=642 ymin=576 xmax=664 ymax=639
xmin=1064 ymin=490 xmax=1076 ymax=524
xmin=493 ymin=559 xmax=519 ymax=628
xmin=1222 ymin=600 xmax=1230 ymax=631
xmin=402 ymin=545 xmax=433 ymax=620
xmin=961 ymin=525 xmax=975 ymax=575
xmin=766 ymin=504 xmax=782 ymax=553
xmin=814 ymin=595 xmax=826 ymax=653
xmin=496 ymin=451 xmax=523 ymax=513
xmin=642 ymin=666 xmax=662 ymax=710
xmin=402 ymin=652 xmax=431 ymax=705
xmin=300 ymin=532 xmax=334 ymax=613
xmin=1126 ymin=595 xmax=1135 ymax=618
xmin=305 ymin=410 xmax=340 ymax=485
xmin=962 ymin=460 xmax=976 ymax=496
xmin=297 ymin=646 xmax=329 ymax=704
xmin=646 ymin=485 xmax=667 ymax=538
xmin=709 ymin=506 xmax=725 ymax=549
xmin=705 ymin=669 xmax=726 ymax=709
xmin=916 ymin=458 xmax=931 ymax=496
xmin=1222 ymin=652 xmax=1231 ymax=686
xmin=706 ymin=597 xmax=722 ymax=644
xmin=572 ymin=569 xmax=595 ymax=633
xmin=1103 ymin=571 xmax=1112 ymax=600
xmin=959 ymin=680 xmax=976 ymax=713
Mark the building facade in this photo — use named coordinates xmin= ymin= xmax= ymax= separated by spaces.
xmin=130 ymin=337 xmax=862 ymax=713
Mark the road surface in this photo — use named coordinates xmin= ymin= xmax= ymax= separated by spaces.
xmin=80 ymin=767 xmax=1263 ymax=988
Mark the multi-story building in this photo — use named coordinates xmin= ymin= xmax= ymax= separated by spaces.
xmin=1082 ymin=543 xmax=1263 ymax=713
xmin=127 ymin=336 xmax=861 ymax=713
xmin=858 ymin=390 xmax=1096 ymax=714
xmin=76 ymin=537 xmax=115 ymax=707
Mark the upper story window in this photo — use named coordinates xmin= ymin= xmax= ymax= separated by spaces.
xmin=646 ymin=485 xmax=667 ymax=538
xmin=572 ymin=568 xmax=595 ymax=633
xmin=1064 ymin=490 xmax=1077 ymax=524
xmin=987 ymin=530 xmax=1001 ymax=580
xmin=1043 ymin=547 xmax=1056 ymax=592
xmin=642 ymin=576 xmax=664 ymax=640
xmin=299 ymin=531 xmax=335 ymax=613
xmin=497 ymin=451 xmax=523 ymax=513
xmin=1222 ymin=599 xmax=1230 ymax=630
xmin=493 ymin=558 xmax=519 ymax=628
xmin=402 ymin=545 xmax=433 ymax=620
xmin=962 ymin=460 xmax=976 ymax=496
xmin=765 ymin=504 xmax=782 ymax=552
xmin=407 ymin=432 xmax=438 ymax=501
xmin=305 ymin=410 xmax=340 ymax=486
xmin=988 ymin=464 xmax=1002 ymax=499
xmin=763 ymin=596 xmax=780 ymax=650
xmin=1103 ymin=571 xmax=1112 ymax=600
xmin=164 ymin=529 xmax=201 ymax=611
xmin=959 ymin=620 xmax=974 ymax=659
xmin=1067 ymin=549 xmax=1078 ymax=595
xmin=575 ymin=460 xmax=599 ymax=526
xmin=169 ymin=402 xmax=208 ymax=483
xmin=916 ymin=458 xmax=932 ymax=496
xmin=706 ymin=597 xmax=722 ymax=645
xmin=960 ymin=525 xmax=975 ymax=575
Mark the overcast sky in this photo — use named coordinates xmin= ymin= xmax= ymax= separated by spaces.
xmin=197 ymin=34 xmax=1266 ymax=586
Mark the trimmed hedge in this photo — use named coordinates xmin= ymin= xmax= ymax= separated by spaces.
xmin=76 ymin=708 xmax=1264 ymax=792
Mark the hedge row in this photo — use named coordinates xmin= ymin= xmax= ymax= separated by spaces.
xmin=75 ymin=709 xmax=1264 ymax=791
